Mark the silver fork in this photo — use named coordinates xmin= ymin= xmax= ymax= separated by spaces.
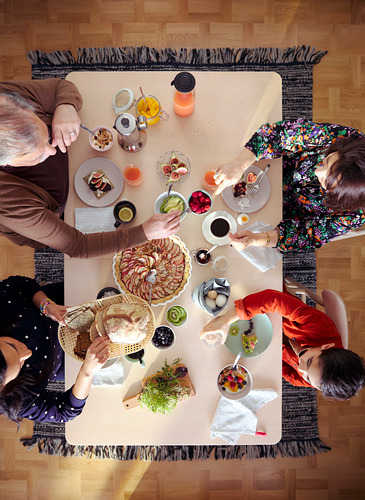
xmin=250 ymin=164 xmax=271 ymax=196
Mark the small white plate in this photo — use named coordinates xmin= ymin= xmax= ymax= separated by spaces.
xmin=74 ymin=158 xmax=124 ymax=207
xmin=202 ymin=210 xmax=237 ymax=246
xmin=221 ymin=164 xmax=271 ymax=213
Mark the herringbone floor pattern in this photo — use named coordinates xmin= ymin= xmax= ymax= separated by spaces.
xmin=0 ymin=1 xmax=364 ymax=499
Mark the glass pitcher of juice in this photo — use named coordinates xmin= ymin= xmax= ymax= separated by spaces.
xmin=135 ymin=95 xmax=168 ymax=125
xmin=171 ymin=72 xmax=196 ymax=117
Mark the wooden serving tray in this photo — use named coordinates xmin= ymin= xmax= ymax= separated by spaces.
xmin=122 ymin=364 xmax=195 ymax=410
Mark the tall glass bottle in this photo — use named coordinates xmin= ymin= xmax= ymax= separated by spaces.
xmin=171 ymin=72 xmax=196 ymax=117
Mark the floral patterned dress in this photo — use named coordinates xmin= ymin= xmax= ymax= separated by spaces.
xmin=245 ymin=118 xmax=365 ymax=251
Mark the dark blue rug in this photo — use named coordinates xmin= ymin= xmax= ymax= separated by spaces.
xmin=22 ymin=46 xmax=329 ymax=459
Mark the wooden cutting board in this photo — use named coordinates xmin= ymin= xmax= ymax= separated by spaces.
xmin=122 ymin=364 xmax=195 ymax=410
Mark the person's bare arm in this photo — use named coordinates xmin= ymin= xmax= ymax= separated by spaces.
xmin=72 ymin=335 xmax=110 ymax=400
xmin=200 ymin=307 xmax=240 ymax=344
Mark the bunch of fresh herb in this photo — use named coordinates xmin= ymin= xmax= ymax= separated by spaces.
xmin=138 ymin=358 xmax=190 ymax=414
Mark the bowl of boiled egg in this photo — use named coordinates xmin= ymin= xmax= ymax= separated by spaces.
xmin=204 ymin=289 xmax=228 ymax=313
xmin=192 ymin=277 xmax=230 ymax=317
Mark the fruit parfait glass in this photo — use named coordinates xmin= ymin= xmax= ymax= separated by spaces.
xmin=188 ymin=190 xmax=212 ymax=215
xmin=166 ymin=305 xmax=187 ymax=327
xmin=156 ymin=150 xmax=191 ymax=186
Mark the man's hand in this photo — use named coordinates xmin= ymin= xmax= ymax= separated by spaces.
xmin=142 ymin=211 xmax=181 ymax=240
xmin=52 ymin=104 xmax=81 ymax=153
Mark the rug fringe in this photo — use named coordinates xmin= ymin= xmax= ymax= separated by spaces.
xmin=27 ymin=50 xmax=76 ymax=66
xmin=21 ymin=437 xmax=330 ymax=460
xmin=27 ymin=46 xmax=327 ymax=67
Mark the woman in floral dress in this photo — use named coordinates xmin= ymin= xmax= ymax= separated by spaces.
xmin=214 ymin=118 xmax=365 ymax=251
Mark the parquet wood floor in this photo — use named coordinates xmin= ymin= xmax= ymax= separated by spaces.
xmin=0 ymin=1 xmax=365 ymax=499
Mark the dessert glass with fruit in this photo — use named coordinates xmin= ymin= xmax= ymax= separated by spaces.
xmin=217 ymin=363 xmax=253 ymax=400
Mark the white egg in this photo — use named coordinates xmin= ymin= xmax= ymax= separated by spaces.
xmin=215 ymin=294 xmax=227 ymax=308
xmin=204 ymin=297 xmax=217 ymax=310
xmin=207 ymin=290 xmax=218 ymax=300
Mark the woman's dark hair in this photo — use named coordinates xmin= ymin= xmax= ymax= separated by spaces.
xmin=324 ymin=137 xmax=365 ymax=212
xmin=0 ymin=349 xmax=34 ymax=425
xmin=318 ymin=348 xmax=365 ymax=401
xmin=0 ymin=347 xmax=50 ymax=426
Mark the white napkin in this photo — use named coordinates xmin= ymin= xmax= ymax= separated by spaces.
xmin=92 ymin=358 xmax=124 ymax=386
xmin=74 ymin=207 xmax=116 ymax=233
xmin=210 ymin=388 xmax=278 ymax=445
xmin=237 ymin=220 xmax=282 ymax=272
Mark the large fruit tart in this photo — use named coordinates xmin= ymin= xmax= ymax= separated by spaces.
xmin=113 ymin=236 xmax=191 ymax=305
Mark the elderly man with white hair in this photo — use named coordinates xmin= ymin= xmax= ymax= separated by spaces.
xmin=0 ymin=79 xmax=179 ymax=257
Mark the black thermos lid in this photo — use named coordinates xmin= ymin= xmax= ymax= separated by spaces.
xmin=171 ymin=72 xmax=196 ymax=93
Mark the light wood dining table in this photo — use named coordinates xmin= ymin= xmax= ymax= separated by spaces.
xmin=64 ymin=71 xmax=283 ymax=445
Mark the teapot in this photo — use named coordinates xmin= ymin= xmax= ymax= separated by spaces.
xmin=113 ymin=113 xmax=147 ymax=152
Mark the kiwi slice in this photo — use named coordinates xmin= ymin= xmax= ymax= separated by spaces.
xmin=229 ymin=325 xmax=240 ymax=336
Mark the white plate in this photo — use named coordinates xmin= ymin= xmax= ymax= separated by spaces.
xmin=221 ymin=164 xmax=270 ymax=213
xmin=202 ymin=210 xmax=237 ymax=246
xmin=74 ymin=158 xmax=124 ymax=207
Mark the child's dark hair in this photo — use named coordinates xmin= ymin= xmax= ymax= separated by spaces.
xmin=318 ymin=348 xmax=365 ymax=400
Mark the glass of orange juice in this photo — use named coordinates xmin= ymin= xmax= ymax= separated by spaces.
xmin=135 ymin=95 xmax=168 ymax=125
xmin=202 ymin=170 xmax=217 ymax=191
xmin=123 ymin=164 xmax=143 ymax=186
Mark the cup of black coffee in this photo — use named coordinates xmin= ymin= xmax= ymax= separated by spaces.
xmin=210 ymin=216 xmax=230 ymax=238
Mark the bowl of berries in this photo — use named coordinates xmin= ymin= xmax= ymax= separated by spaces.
xmin=152 ymin=325 xmax=176 ymax=350
xmin=217 ymin=363 xmax=253 ymax=400
xmin=188 ymin=190 xmax=212 ymax=215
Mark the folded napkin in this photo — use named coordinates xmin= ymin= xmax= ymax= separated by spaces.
xmin=92 ymin=358 xmax=124 ymax=386
xmin=210 ymin=388 xmax=278 ymax=445
xmin=74 ymin=207 xmax=116 ymax=233
xmin=236 ymin=220 xmax=282 ymax=272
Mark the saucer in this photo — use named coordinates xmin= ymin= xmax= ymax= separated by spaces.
xmin=202 ymin=210 xmax=237 ymax=246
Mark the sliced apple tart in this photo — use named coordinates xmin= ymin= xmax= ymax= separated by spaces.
xmin=113 ymin=236 xmax=191 ymax=305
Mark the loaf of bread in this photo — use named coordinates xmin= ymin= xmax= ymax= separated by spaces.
xmin=95 ymin=303 xmax=150 ymax=344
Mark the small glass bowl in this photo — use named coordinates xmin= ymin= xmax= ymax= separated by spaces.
xmin=156 ymin=150 xmax=191 ymax=185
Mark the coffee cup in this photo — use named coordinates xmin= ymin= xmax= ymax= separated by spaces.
xmin=113 ymin=200 xmax=136 ymax=227
xmin=125 ymin=349 xmax=145 ymax=367
xmin=209 ymin=215 xmax=231 ymax=239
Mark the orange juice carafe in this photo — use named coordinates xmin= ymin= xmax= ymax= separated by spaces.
xmin=171 ymin=72 xmax=196 ymax=117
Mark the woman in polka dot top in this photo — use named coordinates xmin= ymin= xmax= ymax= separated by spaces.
xmin=0 ymin=276 xmax=109 ymax=424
